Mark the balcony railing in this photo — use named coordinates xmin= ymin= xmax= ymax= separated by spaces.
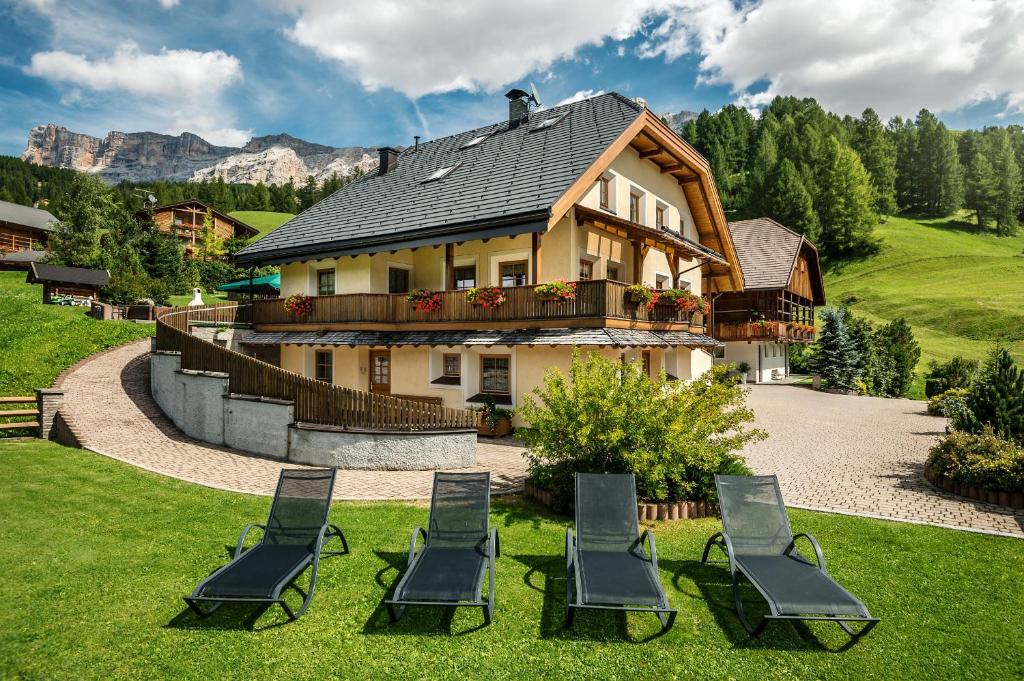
xmin=251 ymin=279 xmax=704 ymax=330
xmin=714 ymin=321 xmax=815 ymax=343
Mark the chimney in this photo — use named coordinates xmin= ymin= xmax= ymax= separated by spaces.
xmin=378 ymin=146 xmax=399 ymax=175
xmin=505 ymin=88 xmax=531 ymax=129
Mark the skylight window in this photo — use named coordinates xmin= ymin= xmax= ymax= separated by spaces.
xmin=461 ymin=131 xmax=492 ymax=149
xmin=422 ymin=163 xmax=460 ymax=183
xmin=530 ymin=112 xmax=568 ymax=132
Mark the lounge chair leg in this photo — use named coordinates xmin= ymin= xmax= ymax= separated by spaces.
xmin=566 ymin=605 xmax=575 ymax=627
xmin=184 ymin=598 xmax=222 ymax=618
xmin=278 ymin=600 xmax=297 ymax=621
xmin=655 ymin=610 xmax=677 ymax=632
xmin=386 ymin=602 xmax=405 ymax=622
xmin=322 ymin=525 xmax=350 ymax=556
xmin=732 ymin=572 xmax=768 ymax=637
xmin=837 ymin=618 xmax=878 ymax=639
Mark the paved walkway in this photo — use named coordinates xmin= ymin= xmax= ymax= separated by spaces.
xmin=741 ymin=384 xmax=1024 ymax=537
xmin=59 ymin=340 xmax=528 ymax=500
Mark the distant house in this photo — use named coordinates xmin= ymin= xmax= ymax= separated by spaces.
xmin=137 ymin=199 xmax=258 ymax=257
xmin=708 ymin=218 xmax=825 ymax=383
xmin=26 ymin=262 xmax=110 ymax=304
xmin=0 ymin=199 xmax=57 ymax=255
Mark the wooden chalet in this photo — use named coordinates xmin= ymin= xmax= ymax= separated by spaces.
xmin=138 ymin=200 xmax=258 ymax=256
xmin=0 ymin=199 xmax=56 ymax=257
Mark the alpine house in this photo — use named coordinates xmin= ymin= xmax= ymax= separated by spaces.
xmin=233 ymin=90 xmax=744 ymax=421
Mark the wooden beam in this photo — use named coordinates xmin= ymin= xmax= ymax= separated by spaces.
xmin=668 ymin=255 xmax=679 ymax=287
xmin=639 ymin=148 xmax=663 ymax=159
xmin=531 ymin=231 xmax=541 ymax=284
xmin=631 ymin=240 xmax=644 ymax=284
xmin=660 ymin=163 xmax=681 ymax=173
xmin=444 ymin=242 xmax=455 ymax=290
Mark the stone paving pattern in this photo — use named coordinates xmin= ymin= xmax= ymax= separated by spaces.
xmin=60 ymin=341 xmax=528 ymax=500
xmin=60 ymin=341 xmax=1023 ymax=536
xmin=741 ymin=385 xmax=1023 ymax=537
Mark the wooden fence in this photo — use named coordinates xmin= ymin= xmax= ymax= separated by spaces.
xmin=251 ymin=279 xmax=704 ymax=328
xmin=0 ymin=396 xmax=39 ymax=432
xmin=155 ymin=303 xmax=478 ymax=432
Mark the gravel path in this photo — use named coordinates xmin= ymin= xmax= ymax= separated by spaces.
xmin=59 ymin=341 xmax=528 ymax=500
xmin=741 ymin=384 xmax=1023 ymax=537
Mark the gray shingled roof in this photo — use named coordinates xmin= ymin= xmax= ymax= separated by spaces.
xmin=243 ymin=328 xmax=720 ymax=348
xmin=0 ymin=199 xmax=58 ymax=232
xmin=727 ymin=218 xmax=805 ymax=290
xmin=235 ymin=93 xmax=645 ymax=265
xmin=26 ymin=262 xmax=110 ymax=287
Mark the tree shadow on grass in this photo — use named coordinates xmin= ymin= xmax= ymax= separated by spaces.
xmin=665 ymin=558 xmax=865 ymax=652
xmin=360 ymin=550 xmax=488 ymax=637
xmin=511 ymin=553 xmax=670 ymax=643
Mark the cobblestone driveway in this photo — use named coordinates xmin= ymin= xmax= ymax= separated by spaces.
xmin=59 ymin=341 xmax=527 ymax=500
xmin=741 ymin=384 xmax=1023 ymax=537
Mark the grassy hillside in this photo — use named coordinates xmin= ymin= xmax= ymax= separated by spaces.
xmin=0 ymin=271 xmax=153 ymax=433
xmin=229 ymin=210 xmax=293 ymax=239
xmin=824 ymin=215 xmax=1024 ymax=393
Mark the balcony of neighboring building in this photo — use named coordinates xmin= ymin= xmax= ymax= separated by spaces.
xmin=712 ymin=289 xmax=816 ymax=344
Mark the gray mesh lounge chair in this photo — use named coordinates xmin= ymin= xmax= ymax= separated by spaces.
xmin=566 ymin=473 xmax=676 ymax=631
xmin=184 ymin=468 xmax=348 ymax=620
xmin=702 ymin=475 xmax=879 ymax=638
xmin=385 ymin=472 xmax=499 ymax=625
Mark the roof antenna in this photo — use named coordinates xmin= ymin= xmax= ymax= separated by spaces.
xmin=414 ymin=135 xmax=420 ymax=150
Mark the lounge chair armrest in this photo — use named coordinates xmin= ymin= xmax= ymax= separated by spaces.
xmin=490 ymin=527 xmax=500 ymax=559
xmin=640 ymin=529 xmax=660 ymax=572
xmin=565 ymin=527 xmax=574 ymax=569
xmin=407 ymin=526 xmax=427 ymax=567
xmin=234 ymin=523 xmax=266 ymax=558
xmin=701 ymin=531 xmax=738 ymax=572
xmin=785 ymin=533 xmax=828 ymax=573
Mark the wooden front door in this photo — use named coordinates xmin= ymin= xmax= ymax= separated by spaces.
xmin=369 ymin=350 xmax=391 ymax=394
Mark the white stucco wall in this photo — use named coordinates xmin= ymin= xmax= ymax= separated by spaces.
xmin=715 ymin=341 xmax=789 ymax=383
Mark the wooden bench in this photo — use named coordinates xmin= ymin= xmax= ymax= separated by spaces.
xmin=0 ymin=396 xmax=39 ymax=431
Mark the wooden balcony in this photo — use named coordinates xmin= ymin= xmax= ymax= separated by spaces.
xmin=251 ymin=279 xmax=705 ymax=332
xmin=714 ymin=321 xmax=815 ymax=343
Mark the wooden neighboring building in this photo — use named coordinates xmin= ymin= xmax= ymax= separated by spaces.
xmin=138 ymin=200 xmax=258 ymax=257
xmin=26 ymin=262 xmax=110 ymax=303
xmin=0 ymin=199 xmax=56 ymax=256
xmin=709 ymin=218 xmax=825 ymax=383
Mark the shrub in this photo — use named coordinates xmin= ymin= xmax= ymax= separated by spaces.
xmin=516 ymin=350 xmax=764 ymax=509
xmin=951 ymin=347 xmax=1024 ymax=445
xmin=101 ymin=271 xmax=149 ymax=305
xmin=927 ymin=388 xmax=969 ymax=416
xmin=927 ymin=427 xmax=1024 ymax=493
xmin=925 ymin=356 xmax=980 ymax=397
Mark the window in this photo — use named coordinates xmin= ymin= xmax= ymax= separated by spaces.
xmin=481 ymin=356 xmax=511 ymax=394
xmin=423 ymin=163 xmax=460 ymax=183
xmin=314 ymin=350 xmax=333 ymax=384
xmin=317 ymin=269 xmax=335 ymax=296
xmin=579 ymin=259 xmax=594 ymax=281
xmin=606 ymin=263 xmax=621 ymax=282
xmin=629 ymin=192 xmax=642 ymax=223
xmin=599 ymin=176 xmax=611 ymax=210
xmin=641 ymin=350 xmax=652 ymax=377
xmin=443 ymin=354 xmax=461 ymax=377
xmin=655 ymin=273 xmax=669 ymax=290
xmin=454 ymin=264 xmax=476 ymax=290
xmin=655 ymin=205 xmax=667 ymax=230
xmin=530 ymin=112 xmax=568 ymax=131
xmin=499 ymin=260 xmax=528 ymax=287
xmin=461 ymin=131 xmax=492 ymax=149
xmin=388 ymin=267 xmax=410 ymax=294
xmin=713 ymin=346 xmax=726 ymax=360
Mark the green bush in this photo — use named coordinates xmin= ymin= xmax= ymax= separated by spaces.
xmin=927 ymin=427 xmax=1024 ymax=493
xmin=951 ymin=347 xmax=1024 ymax=445
xmin=925 ymin=356 xmax=980 ymax=397
xmin=515 ymin=350 xmax=764 ymax=509
xmin=927 ymin=388 xmax=969 ymax=416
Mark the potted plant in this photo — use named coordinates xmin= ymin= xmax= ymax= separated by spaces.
xmin=283 ymin=293 xmax=312 ymax=318
xmin=624 ymin=283 xmax=659 ymax=311
xmin=406 ymin=288 xmax=442 ymax=313
xmin=736 ymin=361 xmax=751 ymax=384
xmin=475 ymin=396 xmax=513 ymax=437
xmin=465 ymin=286 xmax=507 ymax=308
xmin=535 ymin=279 xmax=576 ymax=302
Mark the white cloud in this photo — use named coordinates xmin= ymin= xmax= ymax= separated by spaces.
xmin=24 ymin=42 xmax=249 ymax=146
xmin=276 ymin=0 xmax=661 ymax=98
xmin=638 ymin=0 xmax=1024 ymax=119
xmin=25 ymin=42 xmax=242 ymax=97
xmin=557 ymin=89 xmax=606 ymax=106
xmin=159 ymin=0 xmax=181 ymax=7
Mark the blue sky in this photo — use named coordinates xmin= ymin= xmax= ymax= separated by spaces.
xmin=3 ymin=0 xmax=1024 ymax=156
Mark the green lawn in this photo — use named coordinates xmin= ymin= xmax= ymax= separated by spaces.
xmin=229 ymin=210 xmax=294 ymax=240
xmin=824 ymin=215 xmax=1024 ymax=395
xmin=0 ymin=271 xmax=153 ymax=398
xmin=1 ymin=440 xmax=1021 ymax=680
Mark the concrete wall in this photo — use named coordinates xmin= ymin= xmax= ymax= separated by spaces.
xmin=149 ymin=352 xmax=476 ymax=470
xmin=716 ymin=341 xmax=788 ymax=383
xmin=288 ymin=425 xmax=477 ymax=470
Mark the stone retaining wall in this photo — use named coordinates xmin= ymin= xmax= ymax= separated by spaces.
xmin=523 ymin=481 xmax=719 ymax=521
xmin=150 ymin=351 xmax=477 ymax=470
xmin=924 ymin=465 xmax=1024 ymax=510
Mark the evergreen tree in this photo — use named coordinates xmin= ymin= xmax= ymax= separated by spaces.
xmin=48 ymin=173 xmax=110 ymax=268
xmin=871 ymin=318 xmax=920 ymax=397
xmin=956 ymin=347 xmax=1024 ymax=445
xmin=914 ymin=109 xmax=963 ymax=215
xmin=816 ymin=136 xmax=879 ymax=259
xmin=147 ymin=233 xmax=189 ymax=293
xmin=252 ymin=181 xmax=273 ymax=211
xmin=991 ymin=129 xmax=1022 ymax=236
xmin=888 ymin=116 xmax=918 ymax=210
xmin=196 ymin=209 xmax=226 ymax=260
xmin=965 ymin=150 xmax=998 ymax=227
xmin=747 ymin=116 xmax=779 ymax=216
xmin=811 ymin=307 xmax=860 ymax=390
xmin=766 ymin=159 xmax=819 ymax=240
xmin=852 ymin=108 xmax=897 ymax=215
